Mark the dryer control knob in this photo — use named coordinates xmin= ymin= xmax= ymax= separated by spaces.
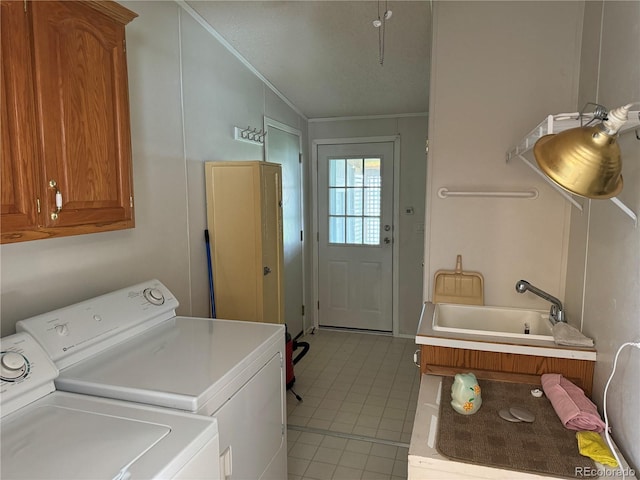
xmin=1 ymin=352 xmax=28 ymax=381
xmin=143 ymin=288 xmax=165 ymax=305
xmin=55 ymin=324 xmax=69 ymax=336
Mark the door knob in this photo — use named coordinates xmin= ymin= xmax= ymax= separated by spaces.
xmin=264 ymin=266 xmax=272 ymax=275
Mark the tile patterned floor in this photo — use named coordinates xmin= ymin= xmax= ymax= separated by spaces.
xmin=286 ymin=329 xmax=420 ymax=480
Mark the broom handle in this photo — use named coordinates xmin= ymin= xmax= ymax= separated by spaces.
xmin=205 ymin=229 xmax=216 ymax=318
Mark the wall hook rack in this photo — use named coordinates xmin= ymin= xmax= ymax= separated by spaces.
xmin=234 ymin=126 xmax=267 ymax=146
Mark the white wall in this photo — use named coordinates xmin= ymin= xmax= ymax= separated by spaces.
xmin=568 ymin=1 xmax=640 ymax=469
xmin=309 ymin=115 xmax=428 ymax=336
xmin=424 ymin=1 xmax=584 ymax=311
xmin=0 ymin=1 xmax=307 ymax=334
xmin=178 ymin=6 xmax=308 ymax=318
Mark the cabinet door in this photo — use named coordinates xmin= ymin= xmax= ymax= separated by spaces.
xmin=30 ymin=1 xmax=134 ymax=229
xmin=1 ymin=1 xmax=41 ymax=240
xmin=261 ymin=164 xmax=284 ymax=324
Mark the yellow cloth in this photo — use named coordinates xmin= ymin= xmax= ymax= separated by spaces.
xmin=576 ymin=431 xmax=618 ymax=467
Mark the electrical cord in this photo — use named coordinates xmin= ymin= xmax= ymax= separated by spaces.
xmin=602 ymin=341 xmax=640 ymax=480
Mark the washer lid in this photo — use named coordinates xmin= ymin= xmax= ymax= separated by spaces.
xmin=2 ymin=405 xmax=169 ymax=479
xmin=56 ymin=317 xmax=284 ymax=412
xmin=1 ymin=392 xmax=218 ymax=480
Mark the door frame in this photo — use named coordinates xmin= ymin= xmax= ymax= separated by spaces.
xmin=263 ymin=117 xmax=306 ymax=336
xmin=311 ymin=135 xmax=401 ymax=336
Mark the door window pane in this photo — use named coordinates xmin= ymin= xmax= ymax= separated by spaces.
xmin=364 ymin=188 xmax=381 ymax=217
xmin=329 ymin=188 xmax=346 ymax=215
xmin=364 ymin=159 xmax=381 ymax=186
xmin=329 ymin=159 xmax=345 ymax=187
xmin=346 ymin=217 xmax=363 ymax=244
xmin=364 ymin=218 xmax=380 ymax=245
xmin=347 ymin=159 xmax=363 ymax=187
xmin=329 ymin=216 xmax=345 ymax=243
xmin=346 ymin=188 xmax=363 ymax=216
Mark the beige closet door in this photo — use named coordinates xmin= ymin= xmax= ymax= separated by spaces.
xmin=261 ymin=163 xmax=284 ymax=324
xmin=204 ymin=161 xmax=284 ymax=324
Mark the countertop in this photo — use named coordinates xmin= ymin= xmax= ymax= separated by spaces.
xmin=408 ymin=374 xmax=636 ymax=480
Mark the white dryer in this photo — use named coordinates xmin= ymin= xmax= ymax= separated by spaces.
xmin=17 ymin=280 xmax=287 ymax=480
xmin=1 ymin=332 xmax=220 ymax=480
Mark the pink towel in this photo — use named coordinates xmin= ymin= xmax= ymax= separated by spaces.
xmin=541 ymin=373 xmax=605 ymax=432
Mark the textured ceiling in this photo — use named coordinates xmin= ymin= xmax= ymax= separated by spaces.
xmin=187 ymin=1 xmax=432 ymax=119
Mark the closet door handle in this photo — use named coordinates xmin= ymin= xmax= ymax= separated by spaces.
xmin=264 ymin=266 xmax=272 ymax=275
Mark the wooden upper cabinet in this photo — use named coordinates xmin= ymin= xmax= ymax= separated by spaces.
xmin=0 ymin=0 xmax=137 ymax=244
xmin=1 ymin=0 xmax=41 ymax=238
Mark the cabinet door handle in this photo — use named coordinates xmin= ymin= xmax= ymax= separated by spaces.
xmin=264 ymin=266 xmax=272 ymax=275
xmin=49 ymin=180 xmax=63 ymax=220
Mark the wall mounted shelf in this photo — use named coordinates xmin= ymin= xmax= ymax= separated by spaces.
xmin=506 ymin=110 xmax=640 ymax=226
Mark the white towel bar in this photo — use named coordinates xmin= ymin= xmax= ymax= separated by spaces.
xmin=437 ymin=187 xmax=539 ymax=199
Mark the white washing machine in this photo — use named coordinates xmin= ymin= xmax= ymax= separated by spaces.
xmin=1 ymin=332 xmax=220 ymax=480
xmin=17 ymin=280 xmax=287 ymax=480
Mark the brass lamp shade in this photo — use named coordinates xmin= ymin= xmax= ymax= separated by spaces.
xmin=533 ymin=125 xmax=623 ymax=199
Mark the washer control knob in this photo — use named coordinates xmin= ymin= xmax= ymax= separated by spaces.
xmin=143 ymin=288 xmax=165 ymax=305
xmin=1 ymin=352 xmax=28 ymax=381
xmin=2 ymin=352 xmax=25 ymax=371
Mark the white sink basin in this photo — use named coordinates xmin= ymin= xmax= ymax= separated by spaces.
xmin=432 ymin=303 xmax=553 ymax=341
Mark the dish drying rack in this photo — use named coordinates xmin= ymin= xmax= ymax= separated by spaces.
xmin=506 ymin=110 xmax=640 ymax=226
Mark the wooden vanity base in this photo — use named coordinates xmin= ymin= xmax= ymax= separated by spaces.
xmin=420 ymin=345 xmax=594 ymax=397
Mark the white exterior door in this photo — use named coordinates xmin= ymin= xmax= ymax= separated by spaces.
xmin=317 ymin=142 xmax=394 ymax=332
xmin=266 ymin=122 xmax=304 ymax=337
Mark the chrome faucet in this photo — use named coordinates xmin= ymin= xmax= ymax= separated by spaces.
xmin=515 ymin=280 xmax=565 ymax=324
